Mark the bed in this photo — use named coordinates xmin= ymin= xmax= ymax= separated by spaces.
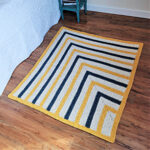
xmin=0 ymin=0 xmax=60 ymax=95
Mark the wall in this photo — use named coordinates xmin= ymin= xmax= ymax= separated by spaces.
xmin=87 ymin=0 xmax=150 ymax=18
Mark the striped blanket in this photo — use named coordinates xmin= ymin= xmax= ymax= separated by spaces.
xmin=8 ymin=27 xmax=143 ymax=142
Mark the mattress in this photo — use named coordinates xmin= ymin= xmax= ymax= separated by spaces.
xmin=0 ymin=0 xmax=60 ymax=95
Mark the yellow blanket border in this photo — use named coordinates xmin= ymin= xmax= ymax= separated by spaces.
xmin=8 ymin=26 xmax=143 ymax=143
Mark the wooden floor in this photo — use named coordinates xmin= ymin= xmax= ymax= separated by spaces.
xmin=0 ymin=11 xmax=150 ymax=150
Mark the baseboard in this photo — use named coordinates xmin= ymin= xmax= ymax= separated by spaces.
xmin=87 ymin=4 xmax=150 ymax=19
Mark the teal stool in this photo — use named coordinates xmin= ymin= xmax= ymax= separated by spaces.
xmin=58 ymin=0 xmax=87 ymax=23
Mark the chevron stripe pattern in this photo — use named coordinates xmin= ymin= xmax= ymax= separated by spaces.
xmin=8 ymin=27 xmax=143 ymax=143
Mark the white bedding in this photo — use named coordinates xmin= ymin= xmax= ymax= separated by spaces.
xmin=0 ymin=0 xmax=60 ymax=95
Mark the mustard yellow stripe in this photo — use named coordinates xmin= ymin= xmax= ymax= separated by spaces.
xmin=9 ymin=26 xmax=64 ymax=97
xmin=74 ymin=49 xmax=133 ymax=66
xmin=75 ymin=82 xmax=94 ymax=124
xmin=77 ymin=61 xmax=129 ymax=80
xmin=63 ymin=26 xmax=141 ymax=46
xmin=24 ymin=37 xmax=70 ymax=101
xmin=69 ymin=37 xmax=137 ymax=55
xmin=97 ymin=105 xmax=117 ymax=133
xmin=75 ymin=81 xmax=123 ymax=124
xmin=93 ymin=81 xmax=124 ymax=95
xmin=55 ymin=63 xmax=84 ymax=115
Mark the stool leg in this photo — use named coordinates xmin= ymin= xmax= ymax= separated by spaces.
xmin=61 ymin=9 xmax=64 ymax=20
xmin=58 ymin=0 xmax=64 ymax=20
xmin=76 ymin=11 xmax=80 ymax=23
xmin=84 ymin=0 xmax=87 ymax=15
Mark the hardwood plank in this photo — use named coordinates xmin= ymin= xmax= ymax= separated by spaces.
xmin=0 ymin=11 xmax=150 ymax=150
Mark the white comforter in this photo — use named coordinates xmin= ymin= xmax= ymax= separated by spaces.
xmin=0 ymin=0 xmax=60 ymax=95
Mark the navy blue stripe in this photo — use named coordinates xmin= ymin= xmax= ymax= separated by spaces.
xmin=18 ymin=32 xmax=66 ymax=98
xmin=102 ymin=93 xmax=121 ymax=105
xmin=64 ymin=71 xmax=122 ymax=119
xmin=85 ymin=92 xmax=101 ymax=128
xmin=85 ymin=91 xmax=121 ymax=128
xmin=72 ymin=43 xmax=135 ymax=60
xmin=65 ymin=31 xmax=138 ymax=50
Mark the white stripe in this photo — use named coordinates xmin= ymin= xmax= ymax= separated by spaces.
xmin=59 ymin=77 xmax=91 ymax=119
xmin=67 ymin=80 xmax=121 ymax=122
xmin=63 ymin=29 xmax=139 ymax=48
xmin=72 ymin=39 xmax=136 ymax=58
xmin=69 ymin=40 xmax=135 ymax=64
xmin=90 ymin=97 xmax=119 ymax=131
xmin=79 ymin=88 xmax=118 ymax=130
xmin=101 ymin=111 xmax=116 ymax=136
xmin=79 ymin=88 xmax=98 ymax=126
xmin=63 ymin=34 xmax=138 ymax=54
